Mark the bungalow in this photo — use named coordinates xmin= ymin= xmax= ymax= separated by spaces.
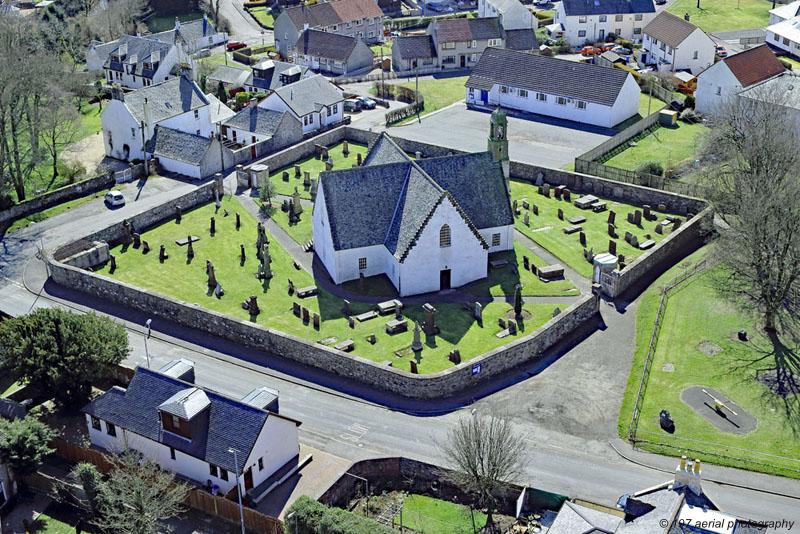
xmin=274 ymin=0 xmax=385 ymax=57
xmin=641 ymin=11 xmax=716 ymax=75
xmin=392 ymin=35 xmax=439 ymax=72
xmin=766 ymin=16 xmax=800 ymax=58
xmin=94 ymin=35 xmax=186 ymax=89
xmin=219 ymin=106 xmax=303 ymax=157
xmin=466 ymin=47 xmax=640 ymax=128
xmin=477 ymin=0 xmax=536 ymax=31
xmin=83 ymin=363 xmax=301 ymax=497
xmin=257 ymin=75 xmax=344 ymax=134
xmin=148 ymin=16 xmax=228 ymax=54
xmin=554 ymin=0 xmax=656 ymax=46
xmin=769 ymin=0 xmax=800 ymax=24
xmin=695 ymin=45 xmax=785 ymax=114
xmin=292 ymin=29 xmax=374 ymax=75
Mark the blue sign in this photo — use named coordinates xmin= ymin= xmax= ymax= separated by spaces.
xmin=472 ymin=364 xmax=482 ymax=376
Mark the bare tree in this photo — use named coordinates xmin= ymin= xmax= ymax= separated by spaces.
xmin=89 ymin=0 xmax=146 ymax=42
xmin=701 ymin=85 xmax=800 ymax=332
xmin=439 ymin=412 xmax=528 ymax=532
xmin=40 ymin=96 xmax=85 ymax=181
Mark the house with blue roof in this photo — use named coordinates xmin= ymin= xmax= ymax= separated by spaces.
xmin=554 ymin=0 xmax=656 ymax=46
xmin=83 ymin=361 xmax=301 ymax=498
xmin=312 ymin=115 xmax=514 ymax=296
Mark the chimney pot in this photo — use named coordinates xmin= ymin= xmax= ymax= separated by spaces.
xmin=679 ymin=456 xmax=687 ymax=470
xmin=693 ymin=460 xmax=701 ymax=474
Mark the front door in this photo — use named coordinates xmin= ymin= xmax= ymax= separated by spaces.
xmin=244 ymin=467 xmax=253 ymax=491
xmin=599 ymin=29 xmax=605 ymax=41
xmin=460 ymin=55 xmax=466 ymax=68
xmin=440 ymin=269 xmax=451 ymax=290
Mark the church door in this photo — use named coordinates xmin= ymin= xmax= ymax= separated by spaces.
xmin=440 ymin=269 xmax=451 ymax=290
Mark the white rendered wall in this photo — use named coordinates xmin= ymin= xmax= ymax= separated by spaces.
xmin=695 ymin=62 xmax=740 ymax=114
xmin=240 ymin=417 xmax=299 ymax=493
xmin=555 ymin=5 xmax=655 ymax=46
xmin=479 ymin=224 xmax=515 ymax=253
xmin=101 ymin=100 xmax=144 ymax=161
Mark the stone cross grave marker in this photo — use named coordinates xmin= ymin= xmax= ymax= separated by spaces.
xmin=411 ymin=321 xmax=424 ymax=352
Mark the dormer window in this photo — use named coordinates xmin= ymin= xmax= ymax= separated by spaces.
xmin=171 ymin=414 xmax=180 ymax=428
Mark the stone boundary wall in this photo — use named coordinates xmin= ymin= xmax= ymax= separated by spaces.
xmin=0 ymin=173 xmax=114 ymax=225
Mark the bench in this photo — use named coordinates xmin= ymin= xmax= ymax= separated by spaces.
xmin=538 ymin=264 xmax=564 ymax=279
xmin=296 ymin=286 xmax=318 ymax=298
xmin=334 ymin=339 xmax=355 ymax=352
xmin=385 ymin=318 xmax=408 ymax=335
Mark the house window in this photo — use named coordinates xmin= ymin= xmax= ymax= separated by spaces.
xmin=633 ymin=27 xmax=642 ymax=35
xmin=327 ymin=106 xmax=332 ymax=117
xmin=439 ymin=225 xmax=451 ymax=247
xmin=91 ymin=416 xmax=101 ymax=431
xmin=578 ymin=30 xmax=586 ymax=37
xmin=576 ymin=100 xmax=587 ymax=110
xmin=615 ymin=14 xmax=623 ymax=21
xmin=368 ymin=31 xmax=374 ymax=37
xmin=442 ymin=42 xmax=455 ymax=50
xmin=194 ymin=109 xmax=199 ymax=119
xmin=106 ymin=423 xmax=117 ymax=437
xmin=170 ymin=448 xmax=176 ymax=460
xmin=489 ymin=38 xmax=500 ymax=46
xmin=519 ymin=89 xmax=528 ymax=98
xmin=303 ymin=116 xmax=309 ymax=126
xmin=471 ymin=54 xmax=477 ymax=62
xmin=332 ymin=103 xmax=338 ymax=114
xmin=578 ymin=16 xmax=587 ymax=23
xmin=635 ymin=14 xmax=643 ymax=20
xmin=131 ymin=128 xmax=136 ymax=138
xmin=716 ymin=86 xmax=722 ymax=95
xmin=332 ymin=25 xmax=338 ymax=31
xmin=258 ymin=458 xmax=264 ymax=471
xmin=196 ymin=129 xmax=201 ymax=135
xmin=209 ymin=464 xmax=219 ymax=477
xmin=358 ymin=32 xmax=364 ymax=38
xmin=358 ymin=257 xmax=367 ymax=270
xmin=536 ymin=92 xmax=547 ymax=101
xmin=369 ymin=17 xmax=375 ymax=24
xmin=784 ymin=36 xmax=790 ymax=45
xmin=556 ymin=96 xmax=567 ymax=105
xmin=599 ymin=15 xmax=607 ymax=22
xmin=220 ymin=469 xmax=229 ymax=481
xmin=693 ymin=50 xmax=698 ymax=59
xmin=357 ymin=18 xmax=364 ymax=25
xmin=491 ymin=233 xmax=500 ymax=246
xmin=171 ymin=415 xmax=181 ymax=428
xmin=500 ymin=85 xmax=509 ymax=93
xmin=471 ymin=40 xmax=477 ymax=48
xmin=346 ymin=22 xmax=352 ymax=28
xmin=660 ymin=42 xmax=666 ymax=51
xmin=616 ymin=28 xmax=622 ymax=35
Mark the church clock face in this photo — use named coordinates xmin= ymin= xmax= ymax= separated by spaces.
xmin=497 ymin=125 xmax=504 ymax=139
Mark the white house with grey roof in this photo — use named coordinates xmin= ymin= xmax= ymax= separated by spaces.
xmin=478 ymin=0 xmax=535 ymax=31
xmin=257 ymin=74 xmax=344 ymax=134
xmin=148 ymin=15 xmax=228 ymax=54
xmin=466 ymin=47 xmax=640 ymax=128
xmin=219 ymin=106 xmax=302 ymax=158
xmin=292 ymin=29 xmax=374 ymax=75
xmin=208 ymin=60 xmax=310 ymax=98
xmin=554 ymin=0 xmax=656 ymax=46
xmin=641 ymin=11 xmax=715 ymax=74
xmin=313 ymin=128 xmax=514 ymax=296
xmin=83 ymin=363 xmax=301 ymax=497
xmin=92 ymin=34 xmax=187 ymax=89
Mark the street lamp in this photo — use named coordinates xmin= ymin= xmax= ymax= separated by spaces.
xmin=261 ymin=30 xmax=265 ymax=46
xmin=229 ymin=447 xmax=246 ymax=534
xmin=286 ymin=511 xmax=298 ymax=533
xmin=344 ymin=473 xmax=369 ymax=516
xmin=143 ymin=319 xmax=152 ymax=368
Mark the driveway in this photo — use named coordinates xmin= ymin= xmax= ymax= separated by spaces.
xmin=380 ymin=102 xmax=610 ymax=169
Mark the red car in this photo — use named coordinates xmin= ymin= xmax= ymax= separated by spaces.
xmin=227 ymin=41 xmax=246 ymax=51
xmin=716 ymin=46 xmax=727 ymax=57
xmin=581 ymin=46 xmax=600 ymax=56
xmin=601 ymin=42 xmax=616 ymax=52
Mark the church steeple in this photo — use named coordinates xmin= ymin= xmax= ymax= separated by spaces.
xmin=488 ymin=107 xmax=509 ymax=179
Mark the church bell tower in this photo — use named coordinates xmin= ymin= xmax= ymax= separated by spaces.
xmin=488 ymin=107 xmax=509 ymax=179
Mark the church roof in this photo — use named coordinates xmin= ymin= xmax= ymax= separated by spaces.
xmin=320 ymin=133 xmax=512 ymax=261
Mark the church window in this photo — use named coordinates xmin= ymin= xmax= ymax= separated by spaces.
xmin=358 ymin=257 xmax=367 ymax=270
xmin=492 ymin=233 xmax=501 ymax=246
xmin=440 ymin=225 xmax=451 ymax=248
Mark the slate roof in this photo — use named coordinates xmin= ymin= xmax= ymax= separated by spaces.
xmin=104 ymin=34 xmax=174 ymax=78
xmin=435 ymin=17 xmax=503 ymax=42
xmin=394 ymin=35 xmax=437 ymax=60
xmin=146 ymin=126 xmax=212 ymax=165
xmin=125 ymin=75 xmax=209 ymax=124
xmin=246 ymin=60 xmax=309 ymax=91
xmin=83 ymin=367 xmax=299 ymax=474
xmin=321 ymin=133 xmax=511 ymax=260
xmin=209 ymin=64 xmax=251 ymax=87
xmin=643 ymin=11 xmax=700 ymax=48
xmin=738 ymin=72 xmax=800 ymax=110
xmin=150 ymin=16 xmax=219 ymax=46
xmin=548 ymin=501 xmax=623 ymax=533
xmin=205 ymin=93 xmax=236 ymax=124
xmin=295 ymin=29 xmax=360 ymax=62
xmin=271 ymin=74 xmax=343 ymax=117
xmin=159 ymin=388 xmax=211 ymax=419
xmin=221 ymin=107 xmax=287 ymax=136
xmin=561 ymin=0 xmax=655 ymax=16
xmin=284 ymin=0 xmax=383 ymax=30
xmin=504 ymin=28 xmax=539 ymax=51
xmin=721 ymin=44 xmax=785 ymax=88
xmin=485 ymin=0 xmax=526 ymax=14
xmin=467 ymin=47 xmax=632 ymax=106
xmin=0 ymin=398 xmax=27 ymax=421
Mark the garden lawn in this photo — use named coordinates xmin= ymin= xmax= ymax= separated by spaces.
xmin=31 ymin=514 xmax=73 ymax=534
xmin=370 ymin=41 xmax=393 ymax=55
xmin=603 ymin=121 xmax=707 ymax=172
xmin=667 ymin=0 xmax=771 ymax=32
xmin=391 ymin=75 xmax=469 ymax=126
xmin=637 ymin=92 xmax=667 ymax=118
xmin=403 ymin=494 xmax=487 ymax=534
xmin=509 ymin=179 xmax=684 ymax=279
xmin=97 ymin=198 xmax=559 ymax=374
xmin=266 ymin=141 xmax=369 ymax=200
xmin=249 ymin=7 xmax=275 ymax=27
xmin=619 ymin=253 xmax=800 ymax=478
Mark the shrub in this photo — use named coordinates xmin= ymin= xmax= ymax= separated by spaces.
xmin=780 ymin=58 xmax=793 ymax=70
xmin=636 ymin=160 xmax=664 ymax=176
xmin=679 ymin=108 xmax=698 ymax=122
xmin=285 ymin=496 xmax=395 ymax=534
xmin=683 ymin=94 xmax=695 ymax=109
xmin=63 ymin=160 xmax=86 ymax=184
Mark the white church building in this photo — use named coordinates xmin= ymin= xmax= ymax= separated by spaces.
xmin=313 ymin=113 xmax=514 ymax=296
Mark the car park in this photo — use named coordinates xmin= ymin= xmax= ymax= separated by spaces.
xmin=356 ymin=96 xmax=377 ymax=109
xmin=104 ymin=190 xmax=125 ymax=207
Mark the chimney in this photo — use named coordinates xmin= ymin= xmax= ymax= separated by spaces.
xmin=180 ymin=62 xmax=193 ymax=79
xmin=118 ymin=42 xmax=128 ymax=60
xmin=250 ymin=97 xmax=257 ymax=107
xmin=303 ymin=22 xmax=309 ymax=31
xmin=111 ymin=83 xmax=124 ymax=101
xmin=673 ymin=456 xmax=702 ymax=496
xmin=151 ymin=50 xmax=160 ymax=64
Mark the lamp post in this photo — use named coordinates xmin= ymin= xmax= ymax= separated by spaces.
xmin=344 ymin=473 xmax=369 ymax=516
xmin=261 ymin=30 xmax=265 ymax=46
xmin=143 ymin=319 xmax=152 ymax=368
xmin=229 ymin=448 xmax=246 ymax=534
xmin=286 ymin=511 xmax=298 ymax=533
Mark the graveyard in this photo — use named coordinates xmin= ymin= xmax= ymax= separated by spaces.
xmin=619 ymin=249 xmax=800 ymax=478
xmin=508 ymin=179 xmax=687 ymax=279
xmin=96 ymin=197 xmax=563 ymax=374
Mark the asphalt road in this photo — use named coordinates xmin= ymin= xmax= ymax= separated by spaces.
xmin=218 ymin=0 xmax=273 ymax=45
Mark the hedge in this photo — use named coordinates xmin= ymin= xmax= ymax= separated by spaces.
xmin=285 ymin=496 xmax=395 ymax=534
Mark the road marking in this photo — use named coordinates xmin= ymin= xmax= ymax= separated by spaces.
xmin=340 ymin=422 xmax=369 ymax=443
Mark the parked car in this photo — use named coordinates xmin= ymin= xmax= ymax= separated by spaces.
xmin=534 ymin=0 xmax=549 ymax=6
xmin=104 ymin=190 xmax=125 ymax=207
xmin=581 ymin=46 xmax=600 ymax=56
xmin=715 ymin=46 xmax=727 ymax=57
xmin=227 ymin=41 xmax=246 ymax=51
xmin=655 ymin=0 xmax=667 ymax=4
xmin=601 ymin=42 xmax=616 ymax=52
xmin=356 ymin=96 xmax=377 ymax=109
xmin=344 ymin=98 xmax=361 ymax=112
xmin=612 ymin=45 xmax=632 ymax=55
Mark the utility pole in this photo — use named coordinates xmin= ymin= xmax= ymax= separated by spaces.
xmin=228 ymin=448 xmax=246 ymax=534
xmin=416 ymin=62 xmax=420 ymax=123
xmin=143 ymin=319 xmax=152 ymax=368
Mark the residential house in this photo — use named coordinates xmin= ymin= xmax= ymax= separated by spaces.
xmin=766 ymin=16 xmax=800 ymax=57
xmin=313 ymin=124 xmax=514 ymax=297
xmin=477 ymin=0 xmax=536 ymax=30
xmin=208 ymin=60 xmax=309 ymax=97
xmin=219 ymin=106 xmax=303 ymax=158
xmin=147 ymin=126 xmax=233 ymax=179
xmin=641 ymin=11 xmax=715 ymax=74
xmin=257 ymin=74 xmax=344 ymax=134
xmin=466 ymin=47 xmax=640 ymax=128
xmin=101 ymin=74 xmax=213 ymax=163
xmin=392 ymin=35 xmax=439 ymax=72
xmin=695 ymin=44 xmax=785 ymax=114
xmin=94 ymin=34 xmax=186 ymax=89
xmin=274 ymin=0 xmax=385 ymax=57
xmin=737 ymin=72 xmax=800 ymax=127
xmin=148 ymin=16 xmax=228 ymax=54
xmin=292 ymin=29 xmax=374 ymax=75
xmin=205 ymin=92 xmax=236 ymax=124
xmin=769 ymin=0 xmax=800 ymax=24
xmin=0 ymin=1 xmax=20 ymax=16
xmin=427 ymin=17 xmax=506 ymax=70
xmin=549 ymin=458 xmax=766 ymax=534
xmin=83 ymin=363 xmax=301 ymax=497
xmin=0 ymin=428 xmax=16 ymax=511
xmin=554 ymin=0 xmax=656 ymax=46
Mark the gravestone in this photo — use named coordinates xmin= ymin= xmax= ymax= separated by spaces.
xmin=633 ymin=210 xmax=642 ymax=227
xmin=423 ymin=303 xmax=438 ymax=335
xmin=643 ymin=205 xmax=652 ymax=220
xmin=563 ymin=189 xmax=571 ymax=201
xmin=523 ymin=212 xmax=530 ymax=226
xmin=293 ymin=301 xmax=301 ymax=317
xmin=342 ymin=140 xmax=350 ymax=156
xmin=343 ymin=299 xmax=351 ymax=315
xmin=627 ymin=212 xmax=634 ymax=224
xmin=348 ymin=315 xmax=355 ymax=328
xmin=537 ymin=185 xmax=543 ymax=195
xmin=210 ymin=217 xmax=216 ymax=235
xmin=321 ymin=147 xmax=329 ymax=159
xmin=631 ymin=235 xmax=639 ymax=248
xmin=608 ymin=223 xmax=616 ymax=237
xmin=187 ymin=237 xmax=195 ymax=259
xmin=303 ymin=171 xmax=311 ymax=188
xmin=282 ymin=199 xmax=289 ymax=212
xmin=257 ymin=222 xmax=265 ymax=250
xmin=557 ymin=208 xmax=564 ymax=220
xmin=411 ymin=321 xmax=424 ymax=352
xmin=543 ymin=183 xmax=551 ymax=197
xmin=474 ymin=301 xmax=482 ymax=321
xmin=240 ymin=244 xmax=246 ymax=263
xmin=366 ymin=333 xmax=376 ymax=344
xmin=206 ymin=260 xmax=217 ymax=288
xmin=655 ymin=223 xmax=663 ymax=234
xmin=325 ymin=158 xmax=333 ymax=171
xmin=512 ymin=199 xmax=518 ymax=212
xmin=625 ymin=231 xmax=632 ymax=243
xmin=535 ymin=172 xmax=544 ymax=186
xmin=357 ymin=152 xmax=363 ymax=165
xmin=292 ymin=187 xmax=303 ymax=216
xmin=282 ymin=171 xmax=289 ymax=182
xmin=523 ymin=255 xmax=530 ymax=270
xmin=657 ymin=203 xmax=667 ymax=212
xmin=673 ymin=219 xmax=682 ymax=231
xmin=142 ymin=241 xmax=150 ymax=254
xmin=109 ymin=254 xmax=116 ymax=271
xmin=530 ymin=264 xmax=537 ymax=276
xmin=409 ymin=360 xmax=418 ymax=374
xmin=579 ymin=231 xmax=586 ymax=247
xmin=159 ymin=245 xmax=168 ymax=262
xmin=302 ymin=307 xmax=310 ymax=323
xmin=294 ymin=164 xmax=301 ymax=177
xmin=449 ymin=350 xmax=461 ymax=364
xmin=175 ymin=205 xmax=182 ymax=223
xmin=288 ymin=278 xmax=295 ymax=295
xmin=554 ymin=187 xmax=562 ymax=200
xmin=310 ymin=177 xmax=319 ymax=199
xmin=498 ymin=318 xmax=506 ymax=329
xmin=247 ymin=295 xmax=260 ymax=315
xmin=313 ymin=312 xmax=320 ymax=330
xmin=132 ymin=232 xmax=141 ymax=248
xmin=532 ymin=204 xmax=538 ymax=216
xmin=552 ymin=307 xmax=561 ymax=318
xmin=609 ymin=239 xmax=616 ymax=256
xmin=508 ymin=320 xmax=517 ymax=335
xmin=395 ymin=300 xmax=403 ymax=320
xmin=618 ymin=253 xmax=625 ymax=264
xmin=608 ymin=211 xmax=616 ymax=225
xmin=522 ymin=200 xmax=529 ymax=210
xmin=215 ymin=283 xmax=224 ymax=298
xmin=236 ymin=212 xmax=241 ymax=230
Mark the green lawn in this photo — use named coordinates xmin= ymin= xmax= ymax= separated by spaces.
xmin=603 ymin=121 xmax=707 ymax=172
xmin=509 ymin=179 xmax=683 ymax=279
xmin=618 ymin=250 xmax=800 ymax=478
xmin=0 ymin=374 xmax=24 ymax=398
xmin=391 ymin=76 xmax=469 ymax=126
xmin=249 ymin=7 xmax=275 ymax=27
xmin=97 ymin=198 xmax=560 ymax=373
xmin=266 ymin=141 xmax=369 ymax=200
xmin=261 ymin=202 xmax=313 ymax=246
xmin=667 ymin=0 xmax=772 ymax=32
xmin=30 ymin=513 xmax=73 ymax=534
xmin=370 ymin=41 xmax=393 ymax=55
xmin=403 ymin=494 xmax=487 ymax=534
